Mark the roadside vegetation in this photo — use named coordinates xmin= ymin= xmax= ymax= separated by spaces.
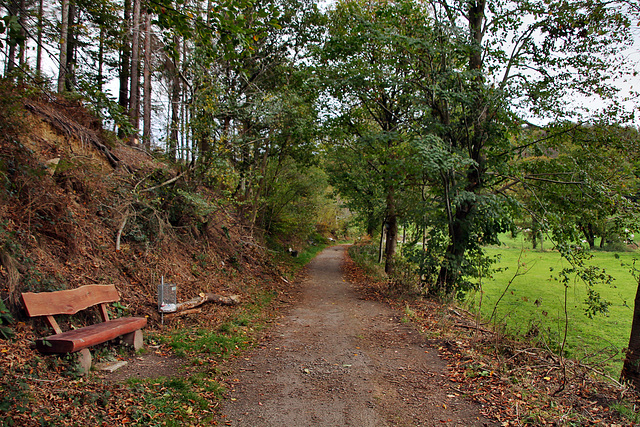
xmin=0 ymin=241 xmax=326 ymax=426
xmin=347 ymin=241 xmax=640 ymax=425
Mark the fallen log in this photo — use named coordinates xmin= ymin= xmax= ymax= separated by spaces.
xmin=165 ymin=308 xmax=202 ymax=318
xmin=163 ymin=293 xmax=241 ymax=313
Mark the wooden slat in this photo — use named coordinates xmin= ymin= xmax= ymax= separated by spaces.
xmin=35 ymin=317 xmax=147 ymax=353
xmin=45 ymin=315 xmax=63 ymax=335
xmin=21 ymin=285 xmax=120 ymax=317
xmin=98 ymin=303 xmax=110 ymax=322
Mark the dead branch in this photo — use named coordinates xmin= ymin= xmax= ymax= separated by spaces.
xmin=165 ymin=308 xmax=202 ymax=318
xmin=139 ymin=170 xmax=187 ymax=193
xmin=171 ymin=293 xmax=241 ymax=313
xmin=453 ymin=323 xmax=493 ymax=334
xmin=576 ymin=361 xmax=625 ymax=388
xmin=115 ymin=209 xmax=129 ymax=251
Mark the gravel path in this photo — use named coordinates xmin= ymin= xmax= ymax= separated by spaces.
xmin=222 ymin=245 xmax=494 ymax=426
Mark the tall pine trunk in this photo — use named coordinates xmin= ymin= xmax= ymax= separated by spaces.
xmin=17 ymin=0 xmax=26 ymax=70
xmin=118 ymin=0 xmax=131 ymax=116
xmin=57 ymin=0 xmax=69 ymax=92
xmin=36 ymin=0 xmax=43 ymax=74
xmin=64 ymin=1 xmax=77 ymax=91
xmin=5 ymin=0 xmax=18 ymax=74
xmin=168 ymin=35 xmax=181 ymax=159
xmin=142 ymin=11 xmax=152 ymax=149
xmin=97 ymin=25 xmax=105 ymax=92
xmin=128 ymin=0 xmax=141 ymax=145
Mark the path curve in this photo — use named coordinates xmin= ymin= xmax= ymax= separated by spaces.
xmin=223 ymin=245 xmax=493 ymax=426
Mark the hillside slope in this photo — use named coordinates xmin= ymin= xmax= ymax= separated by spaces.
xmin=0 ymin=87 xmax=288 ymax=327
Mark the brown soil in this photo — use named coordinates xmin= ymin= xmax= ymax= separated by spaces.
xmin=100 ymin=352 xmax=186 ymax=382
xmin=221 ymin=245 xmax=495 ymax=426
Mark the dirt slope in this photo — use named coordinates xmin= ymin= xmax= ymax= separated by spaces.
xmin=0 ymin=92 xmax=284 ymax=328
xmin=222 ymin=245 xmax=494 ymax=426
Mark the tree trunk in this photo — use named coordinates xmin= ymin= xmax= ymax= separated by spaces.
xmin=366 ymin=219 xmax=375 ymax=237
xmin=168 ymin=36 xmax=181 ymax=159
xmin=6 ymin=41 xmax=16 ymax=75
xmin=580 ymin=223 xmax=596 ymax=250
xmin=57 ymin=0 xmax=69 ymax=93
xmin=142 ymin=11 xmax=152 ymax=149
xmin=621 ymin=276 xmax=640 ymax=390
xmin=378 ymin=219 xmax=386 ymax=264
xmin=64 ymin=0 xmax=76 ymax=91
xmin=384 ymin=215 xmax=398 ymax=274
xmin=17 ymin=0 xmax=26 ymax=70
xmin=36 ymin=0 xmax=43 ymax=74
xmin=169 ymin=77 xmax=180 ymax=158
xmin=437 ymin=201 xmax=471 ymax=294
xmin=181 ymin=85 xmax=187 ymax=161
xmin=250 ymin=141 xmax=270 ymax=235
xmin=128 ymin=0 xmax=141 ymax=145
xmin=97 ymin=26 xmax=105 ymax=92
xmin=436 ymin=0 xmax=487 ymax=295
xmin=468 ymin=0 xmax=485 ymax=73
xmin=180 ymin=41 xmax=188 ymax=161
xmin=384 ymin=188 xmax=398 ymax=274
xmin=5 ymin=0 xmax=18 ymax=74
xmin=118 ymin=0 xmax=131 ymax=113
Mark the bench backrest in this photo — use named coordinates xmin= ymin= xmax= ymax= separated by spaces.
xmin=22 ymin=284 xmax=121 ymax=334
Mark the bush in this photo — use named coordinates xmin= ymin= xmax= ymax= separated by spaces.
xmin=348 ymin=243 xmax=385 ymax=280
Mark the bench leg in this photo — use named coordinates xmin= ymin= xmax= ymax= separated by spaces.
xmin=76 ymin=348 xmax=92 ymax=375
xmin=123 ymin=329 xmax=143 ymax=351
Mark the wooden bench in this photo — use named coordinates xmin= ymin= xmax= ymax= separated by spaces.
xmin=21 ymin=284 xmax=147 ymax=373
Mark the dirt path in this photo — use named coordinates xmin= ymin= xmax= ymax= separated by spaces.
xmin=222 ymin=246 xmax=494 ymax=426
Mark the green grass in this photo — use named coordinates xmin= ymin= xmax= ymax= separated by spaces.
xmin=610 ymin=401 xmax=640 ymax=423
xmin=136 ymin=287 xmax=279 ymax=424
xmin=162 ymin=328 xmax=249 ymax=358
xmin=127 ymin=374 xmax=224 ymax=426
xmin=160 ymin=289 xmax=277 ymax=358
xmin=466 ymin=233 xmax=638 ymax=376
xmin=269 ymin=240 xmax=330 ymax=281
xmin=294 ymin=243 xmax=328 ymax=267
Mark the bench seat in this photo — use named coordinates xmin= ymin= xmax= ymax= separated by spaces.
xmin=36 ymin=316 xmax=147 ymax=354
xmin=22 ymin=284 xmax=148 ymax=373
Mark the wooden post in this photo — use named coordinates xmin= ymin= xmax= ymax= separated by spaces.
xmin=123 ymin=329 xmax=143 ymax=351
xmin=76 ymin=348 xmax=92 ymax=374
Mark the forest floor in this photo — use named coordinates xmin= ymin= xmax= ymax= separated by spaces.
xmin=221 ymin=245 xmax=493 ymax=426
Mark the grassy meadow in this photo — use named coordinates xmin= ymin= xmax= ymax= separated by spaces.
xmin=466 ymin=233 xmax=639 ymax=377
